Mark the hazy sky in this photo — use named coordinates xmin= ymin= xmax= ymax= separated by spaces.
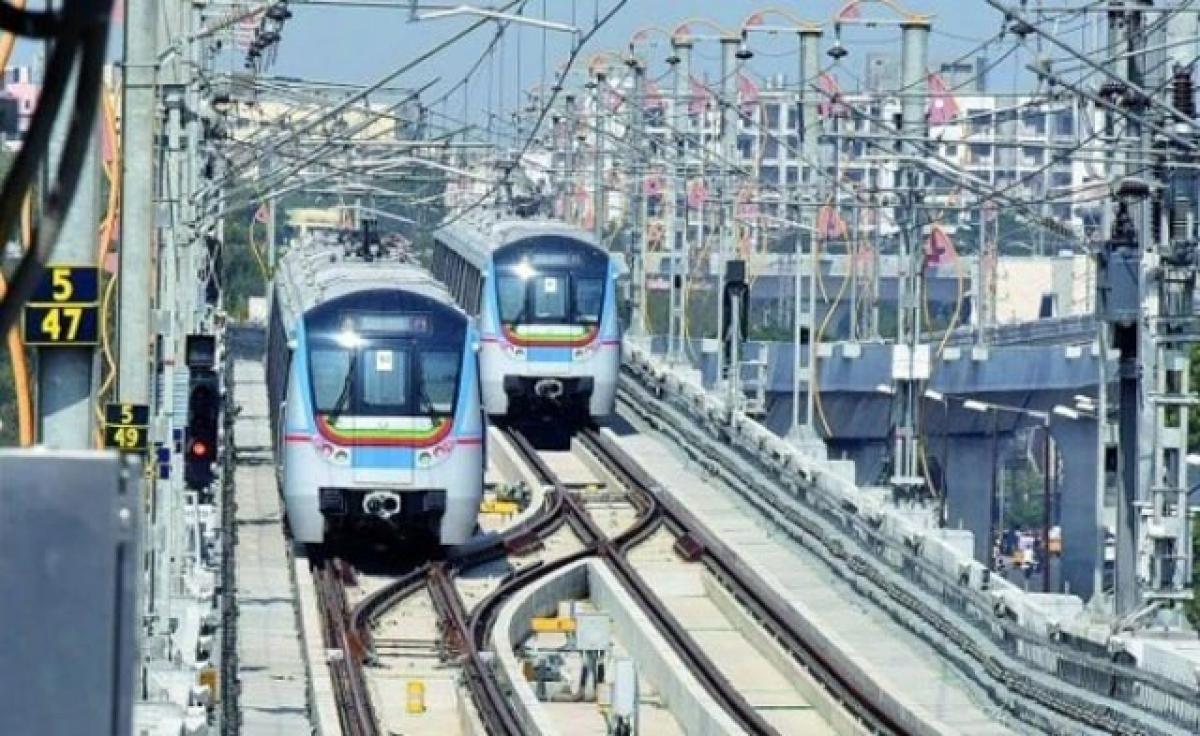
xmin=243 ymin=0 xmax=1086 ymax=132
xmin=8 ymin=1 xmax=1096 ymax=135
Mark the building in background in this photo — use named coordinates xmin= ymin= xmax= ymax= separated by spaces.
xmin=1 ymin=66 xmax=38 ymax=142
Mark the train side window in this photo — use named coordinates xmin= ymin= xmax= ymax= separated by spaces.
xmin=497 ymin=275 xmax=525 ymax=323
xmin=311 ymin=347 xmax=353 ymax=412
xmin=574 ymin=277 xmax=605 ymax=324
xmin=419 ymin=351 xmax=460 ymax=415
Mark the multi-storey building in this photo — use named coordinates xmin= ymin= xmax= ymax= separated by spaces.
xmin=631 ymin=63 xmax=1105 ymax=244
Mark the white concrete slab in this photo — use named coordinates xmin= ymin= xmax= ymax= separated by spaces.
xmin=232 ymin=359 xmax=316 ymax=735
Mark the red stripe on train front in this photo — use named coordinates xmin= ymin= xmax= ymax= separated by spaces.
xmin=284 ymin=433 xmax=311 ymax=443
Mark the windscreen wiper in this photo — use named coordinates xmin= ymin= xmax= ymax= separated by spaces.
xmin=327 ymin=352 xmax=357 ymax=423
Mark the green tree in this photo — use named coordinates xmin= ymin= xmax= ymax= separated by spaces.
xmin=221 ymin=210 xmax=268 ymax=320
xmin=1190 ymin=525 xmax=1200 ymax=629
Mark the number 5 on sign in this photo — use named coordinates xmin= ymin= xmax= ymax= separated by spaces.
xmin=104 ymin=403 xmax=150 ymax=453
xmin=52 ymin=268 xmax=74 ymax=301
xmin=29 ymin=266 xmax=99 ymax=304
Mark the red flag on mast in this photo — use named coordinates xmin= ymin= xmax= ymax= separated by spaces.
xmin=817 ymin=73 xmax=845 ymax=118
xmin=924 ymin=225 xmax=959 ymax=267
xmin=816 ymin=202 xmax=848 ymax=239
xmin=737 ymin=73 xmax=759 ymax=115
xmin=927 ymin=72 xmax=960 ymax=125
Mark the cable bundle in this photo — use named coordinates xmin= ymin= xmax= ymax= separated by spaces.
xmin=0 ymin=0 xmax=115 ymax=336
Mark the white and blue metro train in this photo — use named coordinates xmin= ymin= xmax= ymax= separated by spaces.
xmin=432 ymin=216 xmax=621 ymax=420
xmin=266 ymin=237 xmax=484 ymax=547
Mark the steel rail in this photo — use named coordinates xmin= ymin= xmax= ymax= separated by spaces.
xmin=503 ymin=427 xmax=781 ymax=736
xmin=337 ymin=454 xmax=573 ymax=736
xmin=577 ymin=427 xmax=908 ymax=736
xmin=311 ymin=553 xmax=378 ymax=736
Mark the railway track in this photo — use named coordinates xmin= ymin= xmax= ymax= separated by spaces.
xmin=313 ymin=445 xmax=575 ymax=736
xmin=313 ymin=423 xmax=911 ymax=735
xmin=572 ymin=427 xmax=909 ymax=736
xmin=311 ymin=554 xmax=377 ymax=736
xmin=504 ymin=427 xmax=782 ymax=735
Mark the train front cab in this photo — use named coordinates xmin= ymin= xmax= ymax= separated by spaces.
xmin=479 ymin=236 xmax=620 ymax=419
xmin=280 ymin=289 xmax=483 ymax=546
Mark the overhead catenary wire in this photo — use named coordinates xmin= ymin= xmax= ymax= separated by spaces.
xmin=436 ymin=0 xmax=632 ymax=231
xmin=0 ymin=0 xmax=116 ymax=338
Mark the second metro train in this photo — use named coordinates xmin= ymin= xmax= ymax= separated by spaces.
xmin=432 ymin=215 xmax=621 ymax=420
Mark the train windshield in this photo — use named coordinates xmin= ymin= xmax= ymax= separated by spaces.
xmin=494 ymin=236 xmax=609 ymax=326
xmin=305 ymin=291 xmax=466 ymax=418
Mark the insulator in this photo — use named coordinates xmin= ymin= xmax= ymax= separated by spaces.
xmin=1172 ymin=67 xmax=1196 ymax=117
xmin=1172 ymin=195 xmax=1190 ymax=241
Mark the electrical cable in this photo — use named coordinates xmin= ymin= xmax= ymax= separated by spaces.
xmin=436 ymin=0 xmax=631 ymax=231
xmin=0 ymin=0 xmax=30 ymax=446
xmin=93 ymin=83 xmax=122 ymax=444
xmin=217 ymin=0 xmax=528 ymax=189
xmin=0 ymin=1 xmax=61 ymax=38
xmin=0 ymin=0 xmax=115 ymax=336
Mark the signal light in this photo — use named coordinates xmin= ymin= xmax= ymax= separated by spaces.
xmin=185 ymin=368 xmax=221 ymax=489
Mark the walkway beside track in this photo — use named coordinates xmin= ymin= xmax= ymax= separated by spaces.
xmin=231 ymin=358 xmax=315 ymax=735
xmin=609 ymin=417 xmax=1019 ymax=736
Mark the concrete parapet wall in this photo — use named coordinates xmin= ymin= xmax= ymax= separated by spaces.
xmin=622 ymin=342 xmax=1200 ymax=734
xmin=492 ymin=562 xmax=588 ymax=735
xmin=493 ymin=558 xmax=745 ymax=736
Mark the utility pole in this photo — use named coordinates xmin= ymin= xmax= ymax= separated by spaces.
xmin=562 ymin=93 xmax=577 ymax=224
xmin=118 ymin=0 xmax=158 ymax=411
xmin=714 ymin=36 xmax=739 ymax=391
xmin=626 ymin=54 xmax=647 ymax=337
xmin=591 ymin=68 xmax=607 ymax=244
xmin=38 ymin=46 xmax=102 ymax=449
xmin=888 ymin=19 xmax=931 ymax=495
xmin=974 ymin=205 xmax=987 ymax=345
xmin=1093 ymin=3 xmax=1151 ymax=619
xmin=791 ymin=27 xmax=822 ymax=440
xmin=666 ymin=40 xmax=687 ymax=364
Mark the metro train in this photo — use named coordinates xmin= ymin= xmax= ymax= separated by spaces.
xmin=431 ymin=215 xmax=621 ymax=420
xmin=266 ymin=235 xmax=484 ymax=547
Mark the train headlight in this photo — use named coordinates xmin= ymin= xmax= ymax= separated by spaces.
xmin=317 ymin=441 xmax=350 ymax=465
xmin=418 ymin=440 xmax=455 ymax=468
xmin=572 ymin=345 xmax=595 ymax=361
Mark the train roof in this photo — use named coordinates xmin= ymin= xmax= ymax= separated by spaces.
xmin=271 ymin=234 xmax=460 ymax=334
xmin=434 ymin=212 xmax=605 ymax=271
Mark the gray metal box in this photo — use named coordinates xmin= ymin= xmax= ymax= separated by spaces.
xmin=0 ymin=450 xmax=140 ymax=735
xmin=575 ymin=612 xmax=611 ymax=652
xmin=1100 ymin=249 xmax=1141 ymax=325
